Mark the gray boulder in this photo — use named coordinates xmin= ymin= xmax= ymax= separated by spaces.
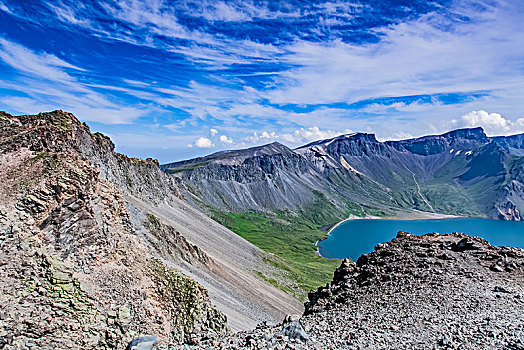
xmin=126 ymin=335 xmax=157 ymax=350
xmin=278 ymin=321 xmax=309 ymax=343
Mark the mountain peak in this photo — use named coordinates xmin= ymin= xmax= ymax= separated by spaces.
xmin=214 ymin=141 xmax=293 ymax=158
xmin=36 ymin=110 xmax=83 ymax=130
xmin=296 ymin=132 xmax=378 ymax=151
xmin=2 ymin=110 xmax=83 ymax=132
xmin=162 ymin=141 xmax=295 ymax=169
xmin=442 ymin=127 xmax=488 ymax=142
xmin=347 ymin=132 xmax=378 ymax=142
xmin=386 ymin=127 xmax=489 ymax=156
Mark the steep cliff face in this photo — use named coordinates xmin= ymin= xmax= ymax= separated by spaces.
xmin=0 ymin=111 xmax=302 ymax=348
xmin=162 ymin=142 xmax=331 ymax=212
xmin=166 ymin=127 xmax=524 ymax=220
xmin=0 ymin=127 xmax=226 ymax=348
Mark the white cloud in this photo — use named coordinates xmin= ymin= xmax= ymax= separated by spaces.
xmin=4 ymin=0 xmax=524 ymax=160
xmin=459 ymin=110 xmax=509 ymax=132
xmin=0 ymin=38 xmax=84 ymax=82
xmin=47 ymin=3 xmax=90 ymax=26
xmin=210 ymin=128 xmax=218 ymax=136
xmin=194 ymin=137 xmax=214 ymax=148
xmin=0 ymin=38 xmax=148 ymax=124
xmin=0 ymin=1 xmax=12 ymax=14
xmin=244 ymin=126 xmax=352 ymax=146
xmin=219 ymin=135 xmax=233 ymax=144
xmin=181 ymin=0 xmax=304 ymax=23
xmin=32 ymin=0 xmax=524 ymax=137
xmin=384 ymin=131 xmax=416 ymax=141
xmin=116 ymin=0 xmax=524 ymax=143
xmin=265 ymin=1 xmax=524 ymax=108
xmin=194 ymin=1 xmax=250 ymax=22
xmin=123 ymin=79 xmax=151 ymax=87
xmin=260 ymin=131 xmax=276 ymax=139
xmin=287 ymin=127 xmax=349 ymax=144
xmin=451 ymin=110 xmax=524 ymax=136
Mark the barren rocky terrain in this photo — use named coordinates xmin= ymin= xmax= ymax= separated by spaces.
xmin=0 ymin=111 xmax=301 ymax=349
xmin=180 ymin=231 xmax=524 ymax=349
xmin=2 ymin=110 xmax=524 ymax=349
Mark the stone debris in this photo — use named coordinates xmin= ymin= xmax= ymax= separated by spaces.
xmin=277 ymin=321 xmax=308 ymax=343
xmin=176 ymin=231 xmax=524 ymax=349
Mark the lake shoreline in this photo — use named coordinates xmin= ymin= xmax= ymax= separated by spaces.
xmin=315 ymin=211 xmax=464 ymax=258
xmin=316 ymin=215 xmax=523 ymax=260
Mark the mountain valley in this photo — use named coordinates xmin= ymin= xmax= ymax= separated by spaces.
xmin=162 ymin=126 xmax=524 ymax=299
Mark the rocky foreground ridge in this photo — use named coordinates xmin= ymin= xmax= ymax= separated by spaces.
xmin=0 ymin=111 xmax=301 ymax=349
xmin=182 ymin=232 xmax=524 ymax=349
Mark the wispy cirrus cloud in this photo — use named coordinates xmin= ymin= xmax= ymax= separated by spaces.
xmin=0 ymin=38 xmax=149 ymax=124
xmin=0 ymin=0 xmax=524 ymax=162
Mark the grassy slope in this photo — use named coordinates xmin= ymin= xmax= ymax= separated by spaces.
xmin=419 ymin=155 xmax=488 ymax=217
xmin=210 ymin=191 xmax=344 ymax=300
xmin=202 ymin=154 xmax=510 ymax=298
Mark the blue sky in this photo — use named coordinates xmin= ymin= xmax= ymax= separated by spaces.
xmin=1 ymin=0 xmax=524 ymax=162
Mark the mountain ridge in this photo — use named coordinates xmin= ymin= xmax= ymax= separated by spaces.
xmin=0 ymin=110 xmax=302 ymax=348
xmin=165 ymin=126 xmax=524 ymax=221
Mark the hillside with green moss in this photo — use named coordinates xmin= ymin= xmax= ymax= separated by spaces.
xmin=163 ymin=127 xmax=524 ymax=298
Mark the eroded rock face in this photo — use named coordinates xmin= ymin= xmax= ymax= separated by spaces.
xmin=182 ymin=232 xmax=524 ymax=349
xmin=0 ymin=111 xmax=227 ymax=348
xmin=1 ymin=110 xmax=305 ymax=337
xmin=145 ymin=214 xmax=216 ymax=269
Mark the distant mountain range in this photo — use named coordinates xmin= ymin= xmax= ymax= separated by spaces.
xmin=162 ymin=127 xmax=524 ymax=221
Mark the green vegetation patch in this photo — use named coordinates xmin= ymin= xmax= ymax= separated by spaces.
xmin=165 ymin=161 xmax=210 ymax=174
xmin=211 ymin=209 xmax=340 ymax=299
xmin=210 ymin=193 xmax=346 ymax=299
xmin=48 ymin=112 xmax=73 ymax=131
xmin=420 ymin=182 xmax=483 ymax=217
xmin=149 ymin=259 xmax=227 ymax=341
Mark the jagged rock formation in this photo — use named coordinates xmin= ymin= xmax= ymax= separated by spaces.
xmin=0 ymin=111 xmax=302 ymax=348
xmin=165 ymin=127 xmax=524 ymax=221
xmin=181 ymin=232 xmax=524 ymax=349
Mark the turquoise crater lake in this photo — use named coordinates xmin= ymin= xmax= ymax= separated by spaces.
xmin=317 ymin=218 xmax=524 ymax=261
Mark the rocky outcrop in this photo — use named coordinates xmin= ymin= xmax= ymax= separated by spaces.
xmin=0 ymin=150 xmax=226 ymax=348
xmin=145 ymin=214 xmax=216 ymax=269
xmin=163 ymin=143 xmax=333 ymax=212
xmin=181 ymin=232 xmax=524 ymax=349
xmin=305 ymin=231 xmax=523 ymax=312
xmin=0 ymin=111 xmax=303 ymax=348
xmin=388 ymin=127 xmax=490 ymax=155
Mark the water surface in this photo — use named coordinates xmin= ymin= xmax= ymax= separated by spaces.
xmin=317 ymin=218 xmax=524 ymax=260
